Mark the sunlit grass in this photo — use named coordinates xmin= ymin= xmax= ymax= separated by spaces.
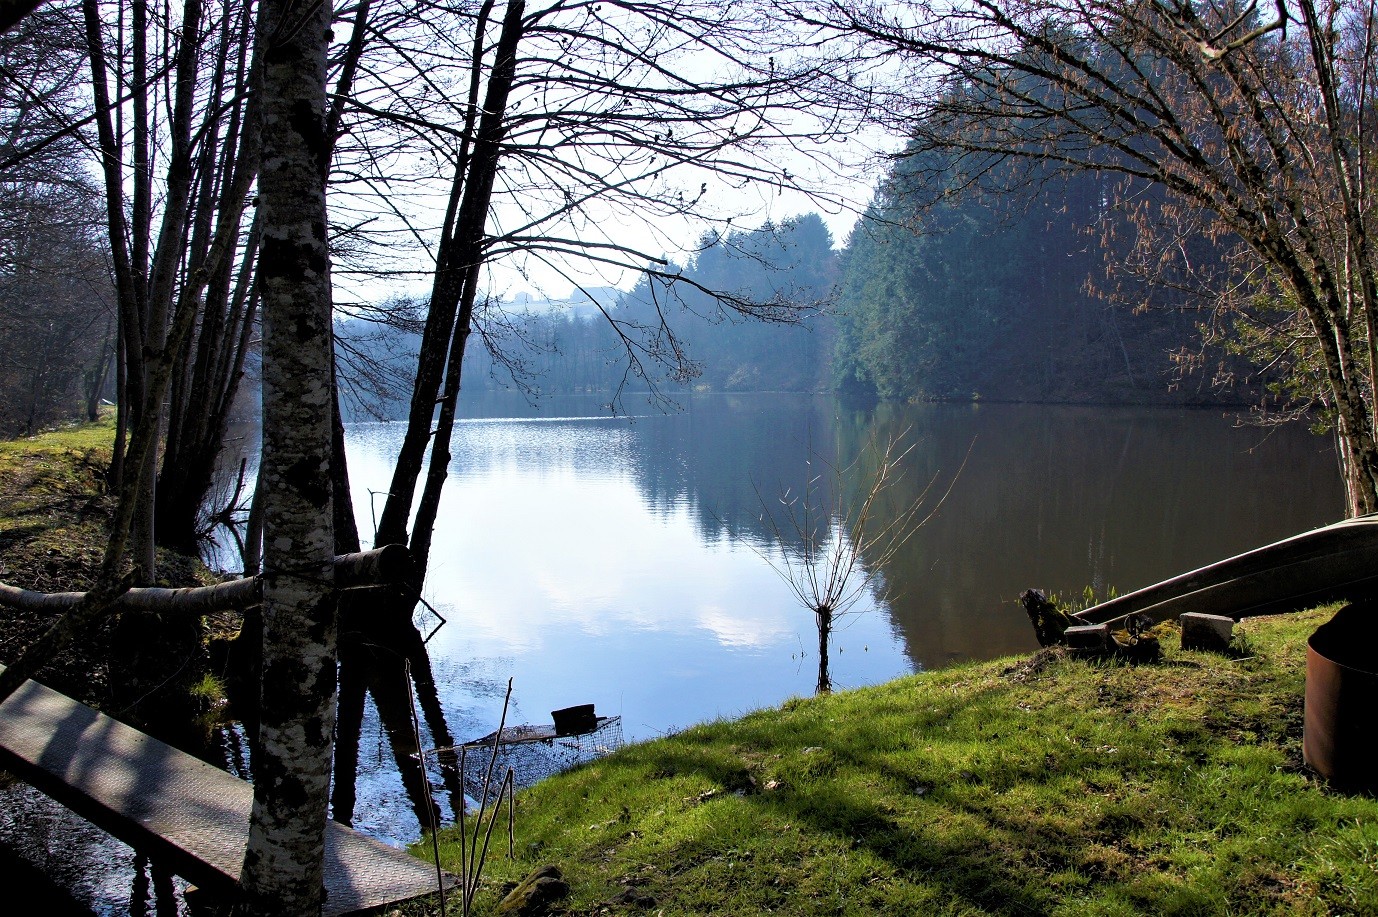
xmin=0 ymin=410 xmax=116 ymax=460
xmin=411 ymin=606 xmax=1377 ymax=916
xmin=0 ymin=416 xmax=116 ymax=582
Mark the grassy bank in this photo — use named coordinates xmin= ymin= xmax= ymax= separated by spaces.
xmin=0 ymin=415 xmax=117 ymax=587
xmin=435 ymin=610 xmax=1377 ymax=916
xmin=0 ymin=416 xmax=216 ymax=706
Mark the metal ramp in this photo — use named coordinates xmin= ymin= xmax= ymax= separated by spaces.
xmin=1072 ymin=513 xmax=1378 ymax=630
xmin=0 ymin=666 xmax=454 ymax=914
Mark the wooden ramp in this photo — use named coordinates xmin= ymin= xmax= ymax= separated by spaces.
xmin=0 ymin=666 xmax=455 ymax=914
xmin=1072 ymin=513 xmax=1378 ymax=630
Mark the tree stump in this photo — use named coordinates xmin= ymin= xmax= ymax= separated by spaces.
xmin=1020 ymin=589 xmax=1073 ymax=647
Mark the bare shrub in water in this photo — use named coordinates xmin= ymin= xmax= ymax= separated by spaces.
xmin=755 ymin=432 xmax=966 ymax=693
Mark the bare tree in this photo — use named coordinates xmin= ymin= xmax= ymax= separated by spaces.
xmin=79 ymin=0 xmax=264 ymax=569
xmin=796 ymin=0 xmax=1378 ymax=515
xmin=320 ymin=0 xmax=863 ymax=589
xmin=0 ymin=0 xmax=49 ymax=33
xmin=0 ymin=3 xmax=115 ymax=435
xmin=755 ymin=433 xmax=961 ymax=693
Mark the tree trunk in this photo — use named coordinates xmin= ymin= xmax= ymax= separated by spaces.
xmin=815 ymin=607 xmax=832 ymax=695
xmin=154 ymin=5 xmax=262 ymax=555
xmin=330 ymin=352 xmax=362 ymax=554
xmin=236 ymin=0 xmax=337 ymax=907
xmin=374 ymin=0 xmax=525 ymax=549
xmin=84 ymin=315 xmax=114 ymax=423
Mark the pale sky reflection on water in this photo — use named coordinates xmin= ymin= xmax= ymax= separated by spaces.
xmin=345 ymin=413 xmax=910 ymax=746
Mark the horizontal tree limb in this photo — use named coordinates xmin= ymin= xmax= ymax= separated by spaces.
xmin=0 ymin=544 xmax=414 ymax=616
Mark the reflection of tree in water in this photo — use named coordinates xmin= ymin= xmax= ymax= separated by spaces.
xmin=331 ymin=590 xmax=466 ymax=834
xmin=627 ymin=394 xmax=845 ymax=550
xmin=129 ymin=853 xmax=178 ymax=917
xmin=757 ymin=426 xmax=962 ymax=693
xmin=832 ymin=402 xmax=1346 ymax=669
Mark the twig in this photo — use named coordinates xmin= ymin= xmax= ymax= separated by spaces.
xmin=405 ymin=659 xmax=446 ymax=917
xmin=471 ymin=769 xmax=515 ymax=898
xmin=465 ymin=677 xmax=514 ymax=913
xmin=458 ymin=745 xmax=469 ymax=917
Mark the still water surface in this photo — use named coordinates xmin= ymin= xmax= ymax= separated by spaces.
xmin=339 ymin=393 xmax=1342 ymax=841
xmin=1 ymin=393 xmax=1344 ymax=911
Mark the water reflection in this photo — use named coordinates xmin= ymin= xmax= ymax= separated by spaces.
xmin=2 ymin=393 xmax=1344 ymax=912
xmin=836 ymin=402 xmax=1343 ymax=667
xmin=332 ymin=602 xmax=465 ymax=833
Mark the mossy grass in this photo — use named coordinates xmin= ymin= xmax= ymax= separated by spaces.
xmin=418 ymin=608 xmax=1377 ymax=915
xmin=0 ymin=412 xmax=116 ymax=506
xmin=0 ymin=412 xmax=212 ymax=591
xmin=0 ymin=414 xmax=219 ymax=709
xmin=0 ymin=414 xmax=117 ymax=589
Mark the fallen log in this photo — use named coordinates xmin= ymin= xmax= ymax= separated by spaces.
xmin=0 ymin=543 xmax=415 ymax=617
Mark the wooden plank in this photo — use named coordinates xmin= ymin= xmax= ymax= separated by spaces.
xmin=0 ymin=666 xmax=454 ymax=914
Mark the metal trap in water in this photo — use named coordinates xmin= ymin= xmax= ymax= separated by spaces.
xmin=437 ymin=706 xmax=624 ymax=804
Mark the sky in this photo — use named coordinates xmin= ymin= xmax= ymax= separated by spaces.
xmin=324 ymin=2 xmax=901 ymax=312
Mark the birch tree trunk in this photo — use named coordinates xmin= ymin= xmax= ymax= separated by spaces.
xmin=237 ymin=0 xmax=336 ymax=908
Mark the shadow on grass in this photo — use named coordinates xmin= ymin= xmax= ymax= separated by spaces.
xmin=609 ymin=680 xmax=1073 ymax=915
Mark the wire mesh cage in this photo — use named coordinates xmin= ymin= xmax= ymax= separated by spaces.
xmin=435 ymin=715 xmax=625 ymax=806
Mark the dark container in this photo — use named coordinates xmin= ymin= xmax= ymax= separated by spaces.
xmin=552 ymin=704 xmax=597 ymax=736
xmin=1304 ymin=602 xmax=1378 ymax=794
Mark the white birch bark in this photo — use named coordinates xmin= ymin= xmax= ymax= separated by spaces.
xmin=237 ymin=0 xmax=336 ymax=910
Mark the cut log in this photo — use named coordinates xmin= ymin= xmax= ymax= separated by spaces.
xmin=1020 ymin=588 xmax=1073 ymax=647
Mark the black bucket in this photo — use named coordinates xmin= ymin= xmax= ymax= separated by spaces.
xmin=552 ymin=704 xmax=597 ymax=736
xmin=1304 ymin=602 xmax=1378 ymax=794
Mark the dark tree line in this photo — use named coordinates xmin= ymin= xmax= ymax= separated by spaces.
xmin=336 ymin=213 xmax=839 ymax=414
xmin=833 ymin=146 xmax=1264 ymax=406
xmin=341 ymin=175 xmax=1260 ymax=415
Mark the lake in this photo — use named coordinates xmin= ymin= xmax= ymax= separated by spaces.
xmin=0 ymin=393 xmax=1345 ymax=912
xmin=337 ymin=392 xmax=1342 ymax=841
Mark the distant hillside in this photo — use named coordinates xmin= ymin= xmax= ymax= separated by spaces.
xmin=334 ymin=216 xmax=841 ymax=417
xmin=833 ymin=147 xmax=1268 ymax=407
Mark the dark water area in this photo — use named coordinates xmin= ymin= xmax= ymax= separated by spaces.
xmin=0 ymin=393 xmax=1343 ymax=913
xmin=852 ymin=400 xmax=1343 ymax=667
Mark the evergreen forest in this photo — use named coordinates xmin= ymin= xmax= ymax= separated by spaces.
xmin=337 ymin=163 xmax=1261 ymax=417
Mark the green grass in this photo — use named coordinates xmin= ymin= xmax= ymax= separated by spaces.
xmin=0 ymin=415 xmax=116 ymax=586
xmin=0 ymin=414 xmax=115 ymax=505
xmin=419 ymin=609 xmax=1378 ymax=916
xmin=0 ymin=412 xmax=210 ymax=591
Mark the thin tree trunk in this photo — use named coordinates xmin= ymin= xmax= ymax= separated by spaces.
xmin=330 ymin=353 xmax=361 ymax=554
xmin=374 ymin=0 xmax=525 ymax=549
xmin=816 ymin=608 xmax=832 ymax=695
xmin=320 ymin=0 xmax=373 ymax=556
xmin=85 ymin=315 xmax=114 ymax=422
